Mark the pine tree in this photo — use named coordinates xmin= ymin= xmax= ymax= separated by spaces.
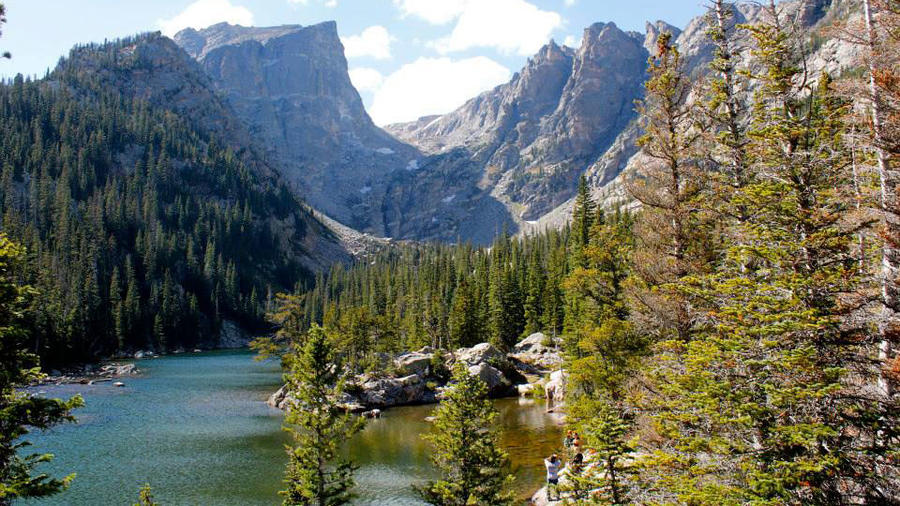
xmin=0 ymin=235 xmax=83 ymax=504
xmin=571 ymin=175 xmax=595 ymax=267
xmin=448 ymin=279 xmax=479 ymax=349
xmin=417 ymin=363 xmax=514 ymax=506
xmin=564 ymin=399 xmax=636 ymax=505
xmin=281 ymin=324 xmax=364 ymax=506
xmin=133 ymin=484 xmax=157 ymax=506
xmin=626 ymin=31 xmax=710 ymax=344
xmin=639 ymin=6 xmax=892 ymax=503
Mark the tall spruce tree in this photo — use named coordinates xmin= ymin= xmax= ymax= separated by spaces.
xmin=626 ymin=31 xmax=710 ymax=344
xmin=281 ymin=324 xmax=364 ymax=506
xmin=418 ymin=363 xmax=514 ymax=506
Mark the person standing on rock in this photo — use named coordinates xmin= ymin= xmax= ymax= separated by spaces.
xmin=544 ymin=454 xmax=561 ymax=501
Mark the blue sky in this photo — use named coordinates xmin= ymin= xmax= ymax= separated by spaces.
xmin=0 ymin=0 xmax=709 ymax=124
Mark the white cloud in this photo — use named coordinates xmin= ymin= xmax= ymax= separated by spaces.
xmin=324 ymin=0 xmax=338 ymax=6
xmin=392 ymin=0 xmax=467 ymax=25
xmin=158 ymin=0 xmax=254 ymax=37
xmin=349 ymin=67 xmax=384 ymax=92
xmin=287 ymin=0 xmax=308 ymax=4
xmin=564 ymin=0 xmax=576 ymax=5
xmin=432 ymin=0 xmax=562 ymax=56
xmin=341 ymin=25 xmax=394 ymax=60
xmin=563 ymin=35 xmax=581 ymax=48
xmin=368 ymin=56 xmax=510 ymax=126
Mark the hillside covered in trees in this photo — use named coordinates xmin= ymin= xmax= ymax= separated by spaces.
xmin=0 ymin=34 xmax=346 ymax=367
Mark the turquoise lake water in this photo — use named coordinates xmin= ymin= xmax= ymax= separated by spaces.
xmin=21 ymin=350 xmax=563 ymax=505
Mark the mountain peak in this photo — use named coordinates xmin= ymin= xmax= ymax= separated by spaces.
xmin=644 ymin=20 xmax=681 ymax=55
xmin=172 ymin=22 xmax=343 ymax=60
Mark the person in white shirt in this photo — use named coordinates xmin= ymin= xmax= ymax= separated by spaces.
xmin=544 ymin=454 xmax=561 ymax=501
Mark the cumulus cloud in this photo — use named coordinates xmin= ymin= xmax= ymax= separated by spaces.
xmin=563 ymin=35 xmax=581 ymax=48
xmin=392 ymin=0 xmax=467 ymax=25
xmin=325 ymin=0 xmax=338 ymax=6
xmin=341 ymin=25 xmax=394 ymax=60
xmin=158 ymin=0 xmax=254 ymax=37
xmin=432 ymin=0 xmax=562 ymax=56
xmin=564 ymin=0 xmax=576 ymax=6
xmin=367 ymin=56 xmax=510 ymax=126
xmin=349 ymin=67 xmax=384 ymax=92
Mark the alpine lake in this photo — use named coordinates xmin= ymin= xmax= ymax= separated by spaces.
xmin=22 ymin=349 xmax=564 ymax=505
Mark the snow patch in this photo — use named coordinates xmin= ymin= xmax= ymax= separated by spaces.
xmin=359 ymin=185 xmax=372 ymax=194
xmin=375 ymin=147 xmax=395 ymax=155
xmin=406 ymin=159 xmax=419 ymax=171
xmin=442 ymin=194 xmax=456 ymax=203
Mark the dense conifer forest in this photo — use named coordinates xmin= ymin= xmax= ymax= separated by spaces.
xmin=0 ymin=36 xmax=320 ymax=366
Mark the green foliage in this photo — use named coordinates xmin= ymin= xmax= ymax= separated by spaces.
xmin=564 ymin=399 xmax=637 ymax=505
xmin=0 ymin=35 xmax=315 ymax=366
xmin=281 ymin=324 xmax=364 ymax=506
xmin=0 ymin=234 xmax=83 ymax=504
xmin=280 ymin=227 xmax=574 ymax=370
xmin=133 ymin=484 xmax=157 ymax=506
xmin=417 ymin=363 xmax=515 ymax=506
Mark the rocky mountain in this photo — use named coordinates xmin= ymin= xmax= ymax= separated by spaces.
xmin=55 ymin=33 xmax=361 ymax=271
xmin=156 ymin=0 xmax=856 ymax=244
xmin=0 ymin=32 xmax=366 ymax=361
xmin=174 ymin=22 xmax=418 ymax=235
xmin=387 ymin=22 xmax=649 ymax=221
xmin=521 ymin=0 xmax=861 ymax=232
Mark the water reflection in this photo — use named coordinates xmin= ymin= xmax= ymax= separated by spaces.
xmin=25 ymin=351 xmax=563 ymax=505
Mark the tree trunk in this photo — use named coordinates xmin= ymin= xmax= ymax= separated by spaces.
xmin=865 ymin=0 xmax=898 ymax=397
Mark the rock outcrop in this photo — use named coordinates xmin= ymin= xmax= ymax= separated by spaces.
xmin=510 ymin=332 xmax=563 ymax=371
xmin=268 ymin=339 xmax=551 ymax=411
xmin=394 ymin=347 xmax=434 ymax=376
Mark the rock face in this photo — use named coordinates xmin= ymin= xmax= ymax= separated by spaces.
xmin=219 ymin=319 xmax=250 ymax=348
xmin=453 ymin=342 xmax=506 ymax=367
xmin=357 ymin=374 xmax=431 ymax=408
xmin=523 ymin=0 xmax=859 ymax=233
xmin=174 ymin=23 xmax=418 ymax=235
xmin=394 ymin=347 xmax=434 ymax=376
xmin=386 ymin=23 xmax=648 ymax=222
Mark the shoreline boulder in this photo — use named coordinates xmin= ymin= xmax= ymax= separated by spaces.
xmin=510 ymin=332 xmax=562 ymax=371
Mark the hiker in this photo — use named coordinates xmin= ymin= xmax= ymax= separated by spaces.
xmin=566 ymin=452 xmax=586 ymax=500
xmin=544 ymin=454 xmax=561 ymax=501
xmin=563 ymin=430 xmax=574 ymax=450
xmin=570 ymin=452 xmax=584 ymax=474
xmin=572 ymin=433 xmax=583 ymax=453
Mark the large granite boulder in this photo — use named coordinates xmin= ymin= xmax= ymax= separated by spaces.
xmin=468 ymin=363 xmax=515 ymax=397
xmin=545 ymin=369 xmax=568 ymax=406
xmin=394 ymin=347 xmax=434 ymax=376
xmin=510 ymin=332 xmax=562 ymax=370
xmin=358 ymin=374 xmax=428 ymax=408
xmin=454 ymin=343 xmax=505 ymax=367
xmin=267 ymin=384 xmax=289 ymax=409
